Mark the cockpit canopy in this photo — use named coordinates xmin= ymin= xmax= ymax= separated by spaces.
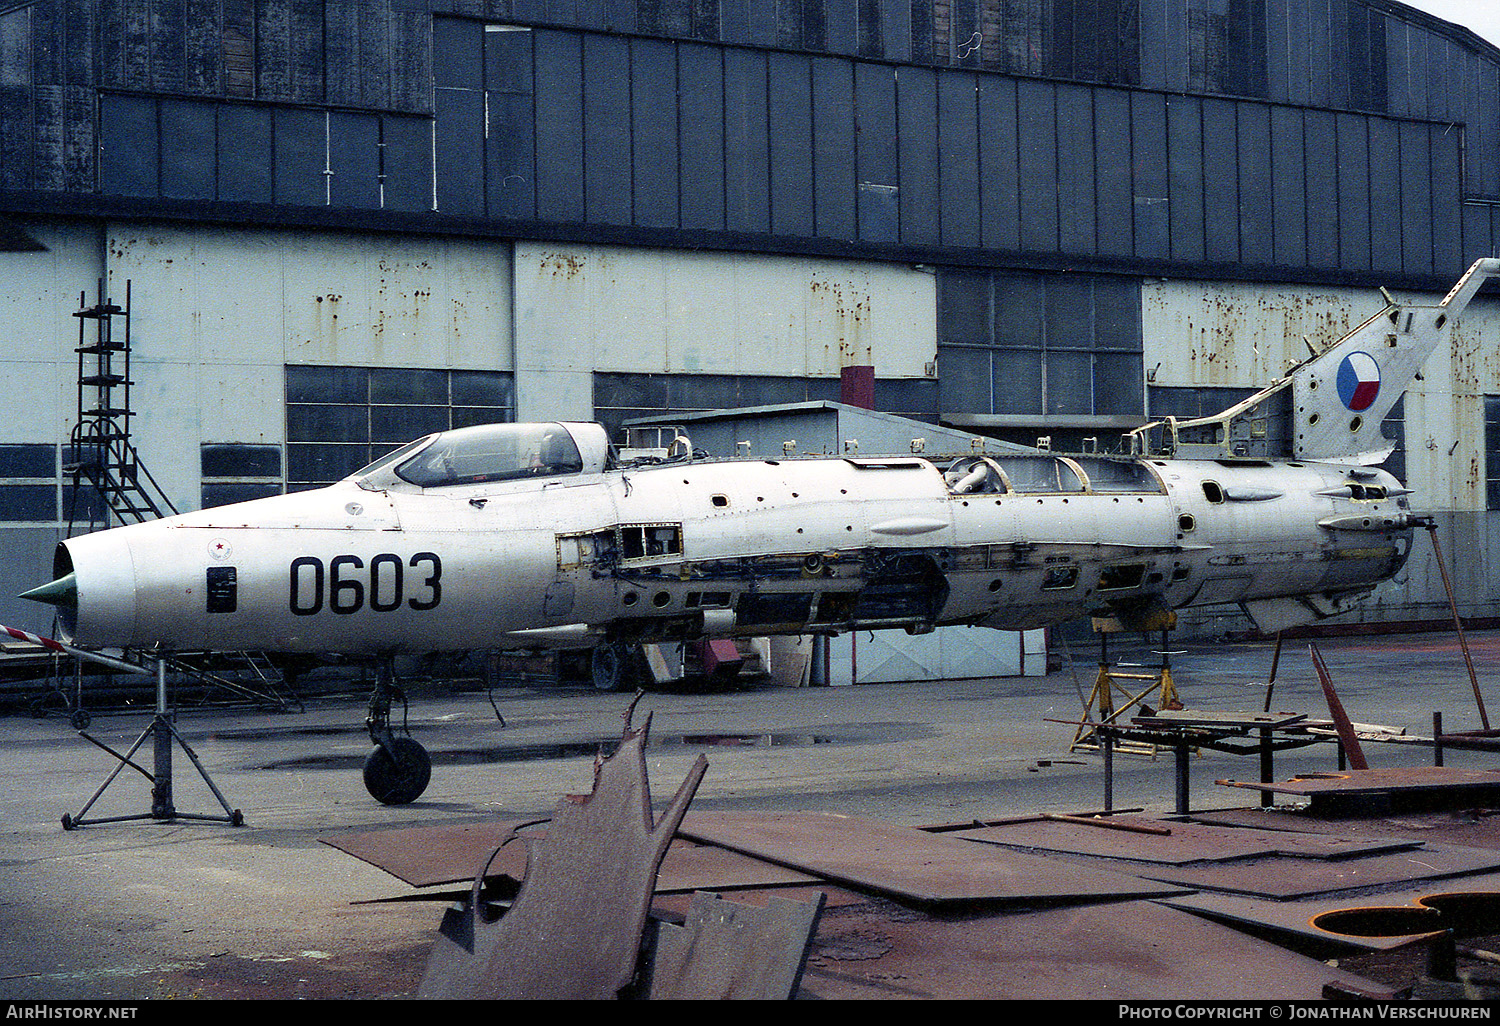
xmin=352 ymin=422 xmax=610 ymax=490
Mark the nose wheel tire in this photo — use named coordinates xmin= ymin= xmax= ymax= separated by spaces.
xmin=363 ymin=737 xmax=432 ymax=805
xmin=591 ymin=641 xmax=644 ymax=692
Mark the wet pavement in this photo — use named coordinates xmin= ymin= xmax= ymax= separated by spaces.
xmin=0 ymin=629 xmax=1496 ymax=1000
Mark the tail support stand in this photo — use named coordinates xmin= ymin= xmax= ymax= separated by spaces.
xmin=62 ymin=659 xmax=243 ymax=830
xmin=1072 ymin=625 xmax=1183 ymax=758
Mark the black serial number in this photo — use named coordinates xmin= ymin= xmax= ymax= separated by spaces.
xmin=289 ymin=553 xmax=442 ymax=616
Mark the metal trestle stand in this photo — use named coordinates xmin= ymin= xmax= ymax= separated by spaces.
xmin=62 ymin=660 xmax=244 ymax=830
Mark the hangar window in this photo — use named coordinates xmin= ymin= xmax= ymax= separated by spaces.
xmin=1487 ymin=396 xmax=1500 ymax=511
xmin=937 ymin=271 xmax=1143 ymax=423
xmin=286 ymin=365 xmax=514 ymax=489
xmin=0 ymin=444 xmax=58 ymax=522
xmin=201 ymin=444 xmax=282 ymax=509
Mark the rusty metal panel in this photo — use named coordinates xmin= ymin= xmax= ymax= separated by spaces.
xmin=1218 ymin=765 xmax=1500 ymax=814
xmin=1122 ymin=842 xmax=1500 ymax=901
xmin=322 ymin=823 xmax=816 ymax=892
xmin=417 ymin=720 xmax=707 ymax=999
xmin=1194 ymin=804 xmax=1500 ymax=844
xmin=1164 ymin=891 xmax=1452 ymax=958
xmin=789 ymin=888 xmax=1398 ymax=1000
xmin=649 ymin=891 xmax=825 ymax=999
xmin=952 ymin=815 xmax=1421 ymax=866
xmin=678 ymin=810 xmax=1191 ymax=907
xmin=1141 ymin=278 xmax=1376 ymax=390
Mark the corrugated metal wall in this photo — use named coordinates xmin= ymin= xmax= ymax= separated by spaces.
xmin=2 ymin=1 xmax=1498 ymax=286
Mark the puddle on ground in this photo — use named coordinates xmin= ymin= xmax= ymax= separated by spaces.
xmin=254 ymin=722 xmax=930 ymax=771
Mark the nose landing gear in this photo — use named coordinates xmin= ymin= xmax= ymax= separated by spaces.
xmin=364 ymin=660 xmax=432 ymax=805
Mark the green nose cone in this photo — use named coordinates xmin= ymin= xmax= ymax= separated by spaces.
xmin=20 ymin=572 xmax=77 ymax=608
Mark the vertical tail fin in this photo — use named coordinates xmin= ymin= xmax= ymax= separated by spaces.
xmin=1289 ymin=258 xmax=1500 ymax=461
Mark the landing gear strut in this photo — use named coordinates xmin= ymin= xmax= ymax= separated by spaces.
xmin=364 ymin=660 xmax=431 ymax=805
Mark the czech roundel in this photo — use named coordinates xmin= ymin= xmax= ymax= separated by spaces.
xmin=1336 ymin=351 xmax=1381 ymax=412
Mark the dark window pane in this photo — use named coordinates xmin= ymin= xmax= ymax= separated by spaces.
xmin=939 ymin=270 xmax=991 ymax=344
xmin=1045 ymin=351 xmax=1094 ymax=416
xmin=452 ymin=407 xmax=514 ymax=430
xmin=1094 ymin=352 xmax=1145 ymax=416
xmin=371 ymin=405 xmax=452 ymax=443
xmin=670 ymin=375 xmax=738 ymax=410
xmin=1045 ymin=277 xmax=1094 ymax=350
xmin=736 ymin=375 xmax=808 ymax=407
xmin=287 ymin=404 xmax=370 ymax=443
xmin=451 ymin=370 xmax=515 ymax=407
xmin=286 ymin=365 xmax=368 ymax=404
xmin=1093 ymin=279 xmax=1142 ymax=351
xmin=201 ymin=444 xmax=281 ymax=478
xmin=877 ymin=378 xmax=939 ymax=418
xmin=202 ymin=482 xmax=283 ymax=508
xmin=938 ymin=346 xmax=995 ymax=414
xmin=61 ymin=485 xmax=107 ymax=523
xmin=0 ymin=484 xmax=57 ymax=520
xmin=369 ymin=367 xmax=450 ymax=405
xmin=993 ymin=274 xmax=1045 ymax=349
xmin=0 ymin=444 xmax=55 ymax=478
xmin=992 ymin=349 xmax=1044 ymax=415
xmin=287 ymin=443 xmax=371 ymax=484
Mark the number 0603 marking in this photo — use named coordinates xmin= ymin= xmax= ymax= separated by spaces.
xmin=289 ymin=553 xmax=442 ymax=615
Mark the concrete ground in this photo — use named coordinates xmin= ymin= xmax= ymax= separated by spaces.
xmin=0 ymin=628 xmax=1496 ymax=1000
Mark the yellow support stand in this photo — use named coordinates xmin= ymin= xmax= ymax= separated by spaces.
xmin=1071 ymin=616 xmax=1185 ymax=758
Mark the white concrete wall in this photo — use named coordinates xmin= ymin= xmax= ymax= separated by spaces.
xmin=1142 ymin=277 xmax=1500 ymax=517
xmin=0 ymin=220 xmax=105 ymax=447
xmin=510 ymin=243 xmax=937 ymax=421
xmin=98 ymin=224 xmax=512 ymax=507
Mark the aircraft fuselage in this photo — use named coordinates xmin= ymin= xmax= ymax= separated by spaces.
xmin=51 ymin=437 xmax=1411 ymax=655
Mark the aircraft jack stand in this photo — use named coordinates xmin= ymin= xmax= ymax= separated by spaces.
xmin=1071 ymin=625 xmax=1184 ymax=758
xmin=62 ymin=660 xmax=243 ymax=830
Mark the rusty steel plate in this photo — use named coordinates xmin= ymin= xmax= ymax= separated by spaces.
xmin=1162 ymin=891 xmax=1449 ymax=957
xmin=677 ymin=810 xmax=1190 ymax=907
xmin=1218 ymin=766 xmax=1500 ymax=815
xmin=650 ymin=891 xmax=825 ymax=999
xmin=1193 ymin=806 xmax=1500 ymax=849
xmin=322 ymin=824 xmax=815 ymax=892
xmin=417 ymin=721 xmax=705 ymax=999
xmin=1120 ymin=841 xmax=1500 ymax=900
xmin=1219 ymin=765 xmax=1500 ymax=796
xmin=322 ymin=820 xmax=536 ymax=887
xmin=679 ymin=885 xmax=1397 ymax=1000
xmin=952 ymin=815 xmax=1420 ymax=865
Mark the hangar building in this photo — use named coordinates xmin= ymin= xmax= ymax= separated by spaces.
xmin=1 ymin=0 xmax=1498 ymax=640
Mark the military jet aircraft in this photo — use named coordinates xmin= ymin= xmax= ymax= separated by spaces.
xmin=18 ymin=258 xmax=1500 ymax=804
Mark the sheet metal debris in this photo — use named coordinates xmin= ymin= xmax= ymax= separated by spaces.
xmin=416 ymin=713 xmax=707 ymax=999
xmin=951 ymin=814 xmax=1421 ymax=865
xmin=649 ymin=891 xmax=825 ymax=999
xmin=757 ymin=885 xmax=1399 ymax=1000
xmin=323 ymin=822 xmax=814 ymax=893
xmin=1217 ymin=766 xmax=1500 ymax=815
xmin=678 ymin=810 xmax=1191 ymax=907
